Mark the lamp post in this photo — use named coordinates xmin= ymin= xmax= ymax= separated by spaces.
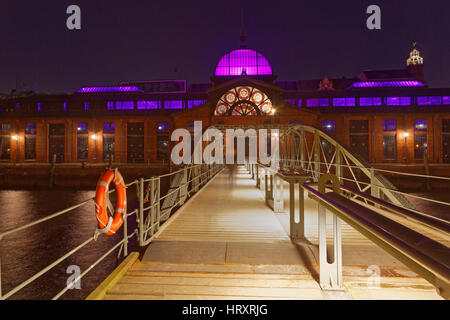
xmin=11 ymin=134 xmax=18 ymax=163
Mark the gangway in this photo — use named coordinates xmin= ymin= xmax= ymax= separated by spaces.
xmin=0 ymin=124 xmax=449 ymax=300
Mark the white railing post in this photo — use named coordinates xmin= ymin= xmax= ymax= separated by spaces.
xmin=273 ymin=174 xmax=284 ymax=213
xmin=300 ymin=129 xmax=305 ymax=170
xmin=155 ymin=177 xmax=161 ymax=232
xmin=138 ymin=178 xmax=144 ymax=246
xmin=123 ymin=205 xmax=128 ymax=257
xmin=336 ymin=145 xmax=342 ymax=184
xmin=318 ymin=174 xmax=343 ymax=290
xmin=0 ymin=256 xmax=2 ymax=299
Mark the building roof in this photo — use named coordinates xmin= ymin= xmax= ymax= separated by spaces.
xmin=358 ymin=69 xmax=415 ymax=81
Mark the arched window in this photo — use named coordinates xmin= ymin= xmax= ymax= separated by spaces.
xmin=214 ymin=86 xmax=273 ymax=116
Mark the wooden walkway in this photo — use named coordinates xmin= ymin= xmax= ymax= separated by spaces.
xmin=90 ymin=166 xmax=443 ymax=300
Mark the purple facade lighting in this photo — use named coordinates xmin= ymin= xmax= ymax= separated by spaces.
xmin=215 ymin=49 xmax=272 ymax=76
xmin=76 ymin=86 xmax=143 ymax=93
xmin=385 ymin=97 xmax=411 ymax=106
xmin=164 ymin=100 xmax=184 ymax=109
xmin=350 ymin=81 xmax=424 ymax=88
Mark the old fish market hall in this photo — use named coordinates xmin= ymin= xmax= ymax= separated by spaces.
xmin=1 ymin=40 xmax=450 ymax=176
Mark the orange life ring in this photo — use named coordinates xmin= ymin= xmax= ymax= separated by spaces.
xmin=95 ymin=168 xmax=127 ymax=236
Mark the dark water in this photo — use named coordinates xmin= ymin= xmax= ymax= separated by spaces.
xmin=0 ymin=186 xmax=448 ymax=300
xmin=0 ymin=189 xmax=139 ymax=300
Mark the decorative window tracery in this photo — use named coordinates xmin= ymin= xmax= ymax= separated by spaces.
xmin=214 ymin=86 xmax=273 ymax=116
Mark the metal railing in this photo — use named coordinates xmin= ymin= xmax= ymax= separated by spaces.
xmin=0 ymin=162 xmax=223 ymax=300
xmin=277 ymin=124 xmax=414 ymax=209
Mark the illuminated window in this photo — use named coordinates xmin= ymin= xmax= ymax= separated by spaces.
xmin=77 ymin=123 xmax=89 ymax=160
xmin=443 ymin=96 xmax=450 ymax=105
xmin=25 ymin=123 xmax=37 ymax=160
xmin=0 ymin=124 xmax=11 ymax=160
xmin=187 ymin=100 xmax=205 ymax=109
xmin=214 ymin=86 xmax=273 ymax=116
xmin=383 ymin=120 xmax=397 ymax=131
xmin=215 ymin=49 xmax=272 ymax=76
xmin=319 ymin=98 xmax=329 ymax=107
xmin=103 ymin=123 xmax=115 ymax=134
xmin=322 ymin=121 xmax=336 ymax=132
xmin=84 ymin=102 xmax=90 ymax=111
xmin=359 ymin=97 xmax=382 ymax=106
xmin=103 ymin=123 xmax=115 ymax=161
xmin=385 ymin=97 xmax=411 ymax=106
xmin=306 ymin=98 xmax=319 ymax=107
xmin=115 ymin=101 xmax=135 ymax=110
xmin=164 ymin=100 xmax=184 ymax=109
xmin=156 ymin=122 xmax=170 ymax=133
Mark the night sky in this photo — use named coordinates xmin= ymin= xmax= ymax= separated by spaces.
xmin=0 ymin=0 xmax=449 ymax=94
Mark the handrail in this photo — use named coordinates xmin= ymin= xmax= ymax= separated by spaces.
xmin=301 ymin=165 xmax=450 ymax=208
xmin=279 ymin=124 xmax=415 ymax=209
xmin=302 ymin=182 xmax=450 ymax=299
xmin=280 ymin=158 xmax=450 ymax=182
xmin=0 ymin=162 xmax=223 ymax=300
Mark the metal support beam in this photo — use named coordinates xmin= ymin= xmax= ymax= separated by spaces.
xmin=273 ymin=174 xmax=284 ymax=213
xmin=288 ymin=182 xmax=305 ymax=240
xmin=314 ymin=131 xmax=321 ymax=182
xmin=256 ymin=165 xmax=260 ymax=188
xmin=259 ymin=168 xmax=265 ymax=191
xmin=317 ymin=174 xmax=343 ymax=290
xmin=138 ymin=178 xmax=145 ymax=246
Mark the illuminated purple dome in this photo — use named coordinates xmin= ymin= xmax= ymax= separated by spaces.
xmin=215 ymin=49 xmax=272 ymax=76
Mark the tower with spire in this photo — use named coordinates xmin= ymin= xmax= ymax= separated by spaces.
xmin=406 ymin=42 xmax=424 ymax=81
